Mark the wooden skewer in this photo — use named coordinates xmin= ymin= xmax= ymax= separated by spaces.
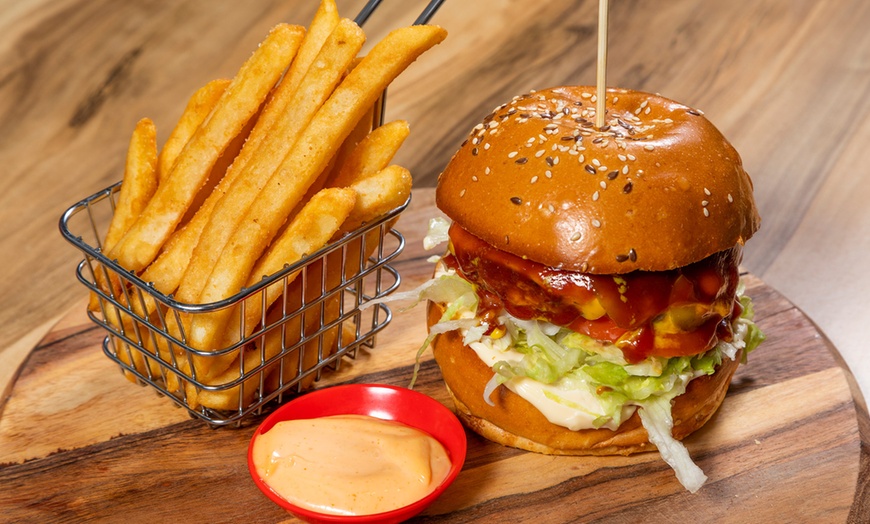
xmin=596 ymin=0 xmax=609 ymax=128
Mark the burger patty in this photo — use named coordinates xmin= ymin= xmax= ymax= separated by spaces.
xmin=445 ymin=223 xmax=742 ymax=362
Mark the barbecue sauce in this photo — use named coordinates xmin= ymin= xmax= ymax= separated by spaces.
xmin=445 ymin=223 xmax=741 ymax=363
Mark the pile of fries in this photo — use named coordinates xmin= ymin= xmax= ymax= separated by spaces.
xmin=85 ymin=0 xmax=446 ymax=418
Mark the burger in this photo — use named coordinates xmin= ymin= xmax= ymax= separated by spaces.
xmin=418 ymin=86 xmax=765 ymax=492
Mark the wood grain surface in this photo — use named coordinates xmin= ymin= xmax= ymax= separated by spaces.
xmin=1 ymin=0 xmax=870 ymax=520
xmin=0 ymin=190 xmax=867 ymax=523
xmin=2 ymin=0 xmax=870 ymax=411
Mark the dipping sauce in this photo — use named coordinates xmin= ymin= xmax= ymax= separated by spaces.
xmin=251 ymin=414 xmax=452 ymax=516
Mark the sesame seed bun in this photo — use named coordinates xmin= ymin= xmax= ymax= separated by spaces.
xmin=427 ymin=301 xmax=742 ymax=455
xmin=436 ymin=86 xmax=760 ymax=273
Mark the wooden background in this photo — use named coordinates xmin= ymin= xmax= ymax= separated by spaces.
xmin=0 ymin=0 xmax=868 ymax=516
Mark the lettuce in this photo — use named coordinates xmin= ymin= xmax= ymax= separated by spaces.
xmin=637 ymin=394 xmax=708 ymax=493
xmin=373 ymin=248 xmax=765 ymax=493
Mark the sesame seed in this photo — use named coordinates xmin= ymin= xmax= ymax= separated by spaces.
xmin=472 ymin=137 xmax=480 ymax=145
xmin=460 ymin=189 xmax=466 ymax=197
xmin=548 ymin=204 xmax=555 ymax=213
xmin=570 ymin=232 xmax=582 ymax=241
xmin=592 ymin=190 xmax=600 ymax=201
xmin=592 ymin=158 xmax=601 ymax=167
xmin=484 ymin=143 xmax=491 ymax=150
xmin=600 ymin=180 xmax=607 ymax=189
xmin=592 ymin=219 xmax=601 ymax=228
xmin=508 ymin=151 xmax=518 ymax=158
xmin=510 ymin=196 xmax=522 ymax=205
xmin=535 ymin=150 xmax=546 ymax=157
xmin=623 ymin=182 xmax=633 ymax=193
xmin=545 ymin=170 xmax=553 ymax=178
xmin=629 ymin=248 xmax=637 ymax=262
xmin=582 ymin=92 xmax=592 ymax=99
xmin=618 ymin=154 xmax=627 ymax=162
xmin=703 ymin=208 xmax=710 ymax=217
xmin=531 ymin=175 xmax=539 ymax=183
xmin=598 ymin=165 xmax=608 ymax=172
xmin=545 ymin=156 xmax=555 ymax=167
xmin=627 ymin=154 xmax=636 ymax=161
xmin=644 ymin=144 xmax=655 ymax=151
xmin=622 ymin=165 xmax=629 ymax=174
xmin=472 ymin=175 xmax=478 ymax=182
xmin=644 ymin=106 xmax=651 ymax=115
xmin=607 ymin=171 xmax=619 ymax=180
xmin=727 ymin=193 xmax=734 ymax=203
xmin=578 ymin=154 xmax=585 ymax=163
xmin=472 ymin=147 xmax=479 ymax=156
xmin=485 ymin=167 xmax=491 ymax=175
xmin=702 ymin=200 xmax=709 ymax=206
xmin=704 ymin=187 xmax=711 ymax=196
xmin=616 ymin=254 xmax=629 ymax=263
xmin=640 ymin=100 xmax=649 ymax=109
xmin=585 ymin=164 xmax=596 ymax=174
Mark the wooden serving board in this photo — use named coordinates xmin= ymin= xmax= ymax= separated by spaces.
xmin=1 ymin=189 xmax=868 ymax=523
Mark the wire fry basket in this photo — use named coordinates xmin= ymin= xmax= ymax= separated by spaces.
xmin=59 ymin=182 xmax=406 ymax=427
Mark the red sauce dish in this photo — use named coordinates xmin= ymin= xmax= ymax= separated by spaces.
xmin=248 ymin=383 xmax=467 ymax=523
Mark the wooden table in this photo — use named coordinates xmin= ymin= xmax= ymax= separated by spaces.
xmin=1 ymin=191 xmax=867 ymax=522
xmin=1 ymin=0 xmax=868 ymax=520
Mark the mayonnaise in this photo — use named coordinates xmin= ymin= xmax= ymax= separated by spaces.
xmin=251 ymin=414 xmax=451 ymax=516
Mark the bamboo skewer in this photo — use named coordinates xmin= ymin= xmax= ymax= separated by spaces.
xmin=596 ymin=0 xmax=609 ymax=128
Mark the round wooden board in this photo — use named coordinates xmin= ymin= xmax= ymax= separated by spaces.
xmin=1 ymin=190 xmax=868 ymax=523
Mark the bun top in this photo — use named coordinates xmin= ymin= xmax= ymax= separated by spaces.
xmin=436 ymin=86 xmax=760 ymax=273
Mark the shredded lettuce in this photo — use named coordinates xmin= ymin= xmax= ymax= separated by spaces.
xmin=376 ymin=250 xmax=765 ymax=493
xmin=423 ymin=216 xmax=451 ymax=251
xmin=637 ymin=394 xmax=708 ymax=493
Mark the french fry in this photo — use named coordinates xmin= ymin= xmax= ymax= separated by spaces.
xmin=110 ymin=24 xmax=303 ymax=271
xmin=178 ymin=102 xmax=261 ymax=228
xmin=328 ymin=120 xmax=410 ymax=189
xmin=89 ymin=118 xmax=158 ymax=312
xmin=344 ymin=164 xmax=413 ymax=231
xmin=175 ymin=18 xmax=366 ymax=305
xmin=190 ymin=187 xmax=356 ymax=408
xmin=137 ymin=26 xmax=307 ymax=296
xmin=287 ymin=60 xmax=372 ymax=222
xmin=265 ymin=164 xmax=414 ymax=400
xmin=251 ymin=0 xmax=340 ymax=146
xmin=156 ymin=79 xmax=229 ymax=183
xmin=188 ymin=25 xmax=447 ymax=378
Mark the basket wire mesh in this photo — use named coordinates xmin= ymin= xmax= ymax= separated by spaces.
xmin=55 ymin=0 xmax=449 ymax=427
xmin=60 ymin=180 xmax=406 ymax=426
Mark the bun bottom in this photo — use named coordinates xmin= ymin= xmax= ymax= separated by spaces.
xmin=427 ymin=301 xmax=741 ymax=456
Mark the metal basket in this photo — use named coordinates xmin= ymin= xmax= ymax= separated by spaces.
xmin=59 ymin=182 xmax=406 ymax=426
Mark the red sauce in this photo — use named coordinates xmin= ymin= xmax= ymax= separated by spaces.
xmin=445 ymin=223 xmax=741 ymax=363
